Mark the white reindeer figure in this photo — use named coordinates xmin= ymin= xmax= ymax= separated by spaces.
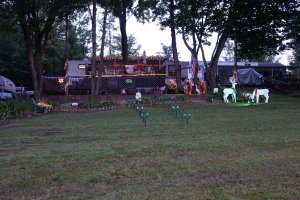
xmin=223 ymin=83 xmax=237 ymax=103
xmin=253 ymin=88 xmax=269 ymax=103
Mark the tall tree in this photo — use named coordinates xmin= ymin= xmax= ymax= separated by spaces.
xmin=89 ymin=0 xmax=98 ymax=95
xmin=136 ymin=0 xmax=183 ymax=92
xmin=96 ymin=0 xmax=110 ymax=95
xmin=177 ymin=0 xmax=298 ymax=88
xmin=109 ymin=0 xmax=134 ymax=69
xmin=106 ymin=34 xmax=141 ymax=56
xmin=0 ymin=28 xmax=31 ymax=87
xmin=43 ymin=21 xmax=88 ymax=76
xmin=0 ymin=0 xmax=88 ymax=98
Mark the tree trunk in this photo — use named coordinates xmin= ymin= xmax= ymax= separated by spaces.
xmin=170 ymin=0 xmax=183 ymax=93
xmin=206 ymin=31 xmax=229 ymax=88
xmin=91 ymin=0 xmax=97 ymax=95
xmin=119 ymin=1 xmax=128 ymax=71
xmin=96 ymin=0 xmax=110 ymax=95
xmin=22 ymin=25 xmax=44 ymax=99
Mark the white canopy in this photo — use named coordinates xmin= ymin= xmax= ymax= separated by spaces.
xmin=0 ymin=75 xmax=16 ymax=93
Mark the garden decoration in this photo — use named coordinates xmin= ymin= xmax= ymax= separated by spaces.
xmin=223 ymin=82 xmax=237 ymax=103
xmin=135 ymin=90 xmax=142 ymax=102
xmin=136 ymin=105 xmax=144 ymax=117
xmin=169 ymin=79 xmax=178 ymax=93
xmin=141 ymin=111 xmax=149 ymax=127
xmin=170 ymin=105 xmax=180 ymax=118
xmin=242 ymin=92 xmax=255 ymax=104
xmin=32 ymin=98 xmax=52 ymax=113
xmin=197 ymin=80 xmax=207 ymax=95
xmin=253 ymin=88 xmax=269 ymax=103
xmin=183 ymin=113 xmax=192 ymax=124
xmin=184 ymin=79 xmax=193 ymax=96
xmin=178 ymin=109 xmax=192 ymax=124
xmin=134 ymin=104 xmax=149 ymax=127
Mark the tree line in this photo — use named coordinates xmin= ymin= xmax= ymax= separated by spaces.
xmin=0 ymin=0 xmax=299 ymax=98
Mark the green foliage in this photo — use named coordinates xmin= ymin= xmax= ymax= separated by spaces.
xmin=78 ymin=101 xmax=117 ymax=109
xmin=208 ymin=92 xmax=223 ymax=101
xmin=155 ymin=96 xmax=173 ymax=102
xmin=0 ymin=29 xmax=31 ymax=87
xmin=0 ymin=99 xmax=32 ymax=119
xmin=175 ymin=95 xmax=189 ymax=101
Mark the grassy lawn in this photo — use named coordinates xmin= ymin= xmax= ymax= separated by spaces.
xmin=0 ymin=94 xmax=300 ymax=199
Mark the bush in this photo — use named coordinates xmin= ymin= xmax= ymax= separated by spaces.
xmin=0 ymin=99 xmax=32 ymax=119
xmin=175 ymin=95 xmax=189 ymax=101
xmin=208 ymin=92 xmax=223 ymax=101
xmin=79 ymin=101 xmax=117 ymax=109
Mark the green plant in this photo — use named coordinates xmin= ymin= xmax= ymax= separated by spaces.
xmin=101 ymin=101 xmax=117 ymax=107
xmin=175 ymin=95 xmax=189 ymax=101
xmin=79 ymin=102 xmax=101 ymax=109
xmin=0 ymin=99 xmax=32 ymax=119
xmin=208 ymin=92 xmax=223 ymax=101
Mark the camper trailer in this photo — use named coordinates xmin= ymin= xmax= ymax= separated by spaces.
xmin=43 ymin=56 xmax=171 ymax=94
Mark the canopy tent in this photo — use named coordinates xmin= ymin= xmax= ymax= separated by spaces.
xmin=0 ymin=75 xmax=16 ymax=93
xmin=237 ymin=68 xmax=263 ymax=86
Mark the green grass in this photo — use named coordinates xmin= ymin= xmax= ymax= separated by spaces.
xmin=0 ymin=94 xmax=300 ymax=199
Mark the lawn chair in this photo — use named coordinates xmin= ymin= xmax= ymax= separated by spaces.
xmin=32 ymin=98 xmax=49 ymax=113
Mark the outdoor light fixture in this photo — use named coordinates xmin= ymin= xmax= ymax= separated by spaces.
xmin=58 ymin=78 xmax=64 ymax=84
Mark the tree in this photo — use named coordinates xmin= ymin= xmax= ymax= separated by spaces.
xmin=177 ymin=0 xmax=299 ymax=88
xmin=177 ymin=0 xmax=238 ymax=88
xmin=0 ymin=0 xmax=88 ymax=98
xmin=96 ymin=0 xmax=110 ymax=95
xmin=89 ymin=0 xmax=98 ymax=95
xmin=0 ymin=28 xmax=31 ymax=87
xmin=106 ymin=34 xmax=141 ymax=56
xmin=43 ymin=22 xmax=88 ymax=76
xmin=137 ymin=0 xmax=183 ymax=92
xmin=288 ymin=12 xmax=300 ymax=66
xmin=109 ymin=0 xmax=135 ymax=69
xmin=156 ymin=43 xmax=173 ymax=60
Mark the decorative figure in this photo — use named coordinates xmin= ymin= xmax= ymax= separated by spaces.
xmin=135 ymin=89 xmax=142 ymax=103
xmin=185 ymin=79 xmax=192 ymax=96
xmin=223 ymin=83 xmax=237 ymax=103
xmin=253 ymin=88 xmax=269 ymax=103
xmin=169 ymin=79 xmax=178 ymax=93
xmin=243 ymin=92 xmax=255 ymax=103
xmin=197 ymin=80 xmax=207 ymax=95
xmin=229 ymin=68 xmax=238 ymax=84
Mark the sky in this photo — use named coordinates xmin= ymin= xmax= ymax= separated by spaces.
xmin=126 ymin=17 xmax=291 ymax=65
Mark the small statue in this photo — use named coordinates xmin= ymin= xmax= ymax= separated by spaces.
xmin=135 ymin=89 xmax=142 ymax=102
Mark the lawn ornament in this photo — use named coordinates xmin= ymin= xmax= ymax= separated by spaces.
xmin=184 ymin=79 xmax=192 ymax=96
xmin=197 ymin=80 xmax=207 ymax=95
xmin=242 ymin=92 xmax=255 ymax=103
xmin=253 ymin=88 xmax=269 ymax=103
xmin=32 ymin=98 xmax=52 ymax=113
xmin=169 ymin=79 xmax=178 ymax=93
xmin=223 ymin=83 xmax=237 ymax=103
xmin=135 ymin=90 xmax=142 ymax=102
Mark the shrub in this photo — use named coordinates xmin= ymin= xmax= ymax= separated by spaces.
xmin=175 ymin=95 xmax=189 ymax=101
xmin=79 ymin=101 xmax=117 ymax=109
xmin=0 ymin=99 xmax=32 ymax=119
xmin=208 ymin=92 xmax=223 ymax=101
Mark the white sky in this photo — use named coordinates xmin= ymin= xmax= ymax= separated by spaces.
xmin=126 ymin=17 xmax=291 ymax=65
